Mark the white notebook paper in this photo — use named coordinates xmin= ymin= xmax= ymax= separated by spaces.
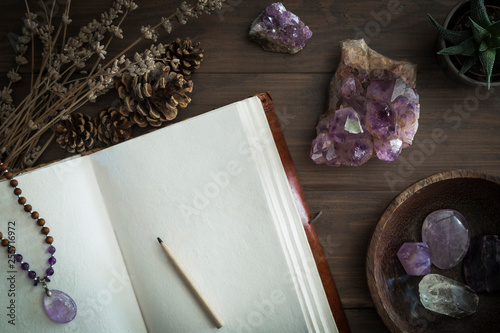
xmin=0 ymin=96 xmax=338 ymax=333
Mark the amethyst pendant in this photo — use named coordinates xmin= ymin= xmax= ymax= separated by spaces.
xmin=43 ymin=290 xmax=77 ymax=323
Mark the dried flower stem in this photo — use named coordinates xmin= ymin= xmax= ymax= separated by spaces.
xmin=1 ymin=0 xmax=227 ymax=170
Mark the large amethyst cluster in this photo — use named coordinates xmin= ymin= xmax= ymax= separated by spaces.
xmin=249 ymin=3 xmax=312 ymax=54
xmin=310 ymin=40 xmax=420 ymax=167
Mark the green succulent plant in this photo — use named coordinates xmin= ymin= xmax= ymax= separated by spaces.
xmin=429 ymin=0 xmax=500 ymax=89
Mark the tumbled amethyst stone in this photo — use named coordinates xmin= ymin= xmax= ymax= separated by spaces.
xmin=43 ymin=290 xmax=77 ymax=323
xmin=464 ymin=235 xmax=500 ymax=293
xmin=249 ymin=2 xmax=312 ymax=54
xmin=422 ymin=209 xmax=470 ymax=269
xmin=397 ymin=242 xmax=431 ymax=276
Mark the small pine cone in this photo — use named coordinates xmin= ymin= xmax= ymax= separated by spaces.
xmin=167 ymin=38 xmax=204 ymax=78
xmin=54 ymin=112 xmax=97 ymax=153
xmin=117 ymin=63 xmax=193 ymax=127
xmin=95 ymin=106 xmax=133 ymax=146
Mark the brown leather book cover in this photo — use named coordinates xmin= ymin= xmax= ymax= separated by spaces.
xmin=256 ymin=92 xmax=351 ymax=333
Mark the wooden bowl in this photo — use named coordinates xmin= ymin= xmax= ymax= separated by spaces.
xmin=367 ymin=170 xmax=500 ymax=332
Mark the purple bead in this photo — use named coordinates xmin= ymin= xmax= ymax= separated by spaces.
xmin=28 ymin=270 xmax=37 ymax=279
xmin=422 ymin=209 xmax=470 ymax=269
xmin=397 ymin=242 xmax=431 ymax=276
xmin=464 ymin=235 xmax=500 ymax=293
xmin=46 ymin=267 xmax=54 ymax=276
xmin=44 ymin=277 xmax=51 ymax=283
xmin=48 ymin=246 xmax=56 ymax=254
xmin=48 ymin=256 xmax=56 ymax=265
xmin=43 ymin=290 xmax=77 ymax=323
xmin=21 ymin=262 xmax=29 ymax=270
xmin=14 ymin=254 xmax=23 ymax=262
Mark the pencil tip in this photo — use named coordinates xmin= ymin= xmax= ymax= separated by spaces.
xmin=157 ymin=237 xmax=163 ymax=243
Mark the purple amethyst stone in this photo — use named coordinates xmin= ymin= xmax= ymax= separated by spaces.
xmin=310 ymin=67 xmax=419 ymax=167
xmin=249 ymin=3 xmax=312 ymax=54
xmin=464 ymin=235 xmax=500 ymax=293
xmin=397 ymin=242 xmax=431 ymax=276
xmin=43 ymin=290 xmax=77 ymax=323
xmin=48 ymin=256 xmax=56 ymax=265
xmin=422 ymin=209 xmax=471 ymax=269
xmin=48 ymin=245 xmax=56 ymax=254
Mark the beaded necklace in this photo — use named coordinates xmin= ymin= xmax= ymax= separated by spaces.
xmin=0 ymin=161 xmax=77 ymax=324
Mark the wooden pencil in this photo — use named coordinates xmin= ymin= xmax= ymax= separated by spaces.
xmin=157 ymin=237 xmax=225 ymax=329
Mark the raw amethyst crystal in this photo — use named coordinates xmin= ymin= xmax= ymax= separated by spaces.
xmin=419 ymin=274 xmax=478 ymax=318
xmin=397 ymin=242 xmax=431 ymax=276
xmin=422 ymin=209 xmax=470 ymax=269
xmin=310 ymin=39 xmax=419 ymax=166
xmin=464 ymin=235 xmax=500 ymax=293
xmin=249 ymin=3 xmax=312 ymax=54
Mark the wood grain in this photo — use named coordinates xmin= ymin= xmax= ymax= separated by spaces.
xmin=2 ymin=1 xmax=500 ymax=331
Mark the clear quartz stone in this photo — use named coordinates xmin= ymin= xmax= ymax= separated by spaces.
xmin=419 ymin=274 xmax=478 ymax=318
xmin=43 ymin=290 xmax=77 ymax=323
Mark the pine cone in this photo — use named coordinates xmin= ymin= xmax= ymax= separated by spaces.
xmin=167 ymin=38 xmax=204 ymax=78
xmin=54 ymin=112 xmax=97 ymax=153
xmin=117 ymin=63 xmax=193 ymax=127
xmin=95 ymin=106 xmax=133 ymax=146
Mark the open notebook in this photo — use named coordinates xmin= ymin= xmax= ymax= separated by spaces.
xmin=0 ymin=94 xmax=348 ymax=332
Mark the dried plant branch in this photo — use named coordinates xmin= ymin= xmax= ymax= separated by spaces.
xmin=0 ymin=0 xmax=226 ymax=170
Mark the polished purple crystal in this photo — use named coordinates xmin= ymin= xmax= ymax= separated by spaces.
xmin=422 ymin=209 xmax=470 ymax=269
xmin=21 ymin=262 xmax=29 ymax=270
xmin=249 ymin=2 xmax=312 ymax=54
xmin=397 ymin=242 xmax=431 ymax=276
xmin=43 ymin=290 xmax=77 ymax=323
xmin=28 ymin=270 xmax=36 ymax=279
xmin=48 ymin=245 xmax=56 ymax=254
xmin=310 ymin=67 xmax=419 ymax=166
xmin=48 ymin=256 xmax=56 ymax=265
xmin=14 ymin=254 xmax=23 ymax=262
xmin=464 ymin=235 xmax=500 ymax=293
xmin=46 ymin=267 xmax=54 ymax=276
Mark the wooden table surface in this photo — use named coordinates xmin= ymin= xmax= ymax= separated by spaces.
xmin=1 ymin=1 xmax=499 ymax=332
